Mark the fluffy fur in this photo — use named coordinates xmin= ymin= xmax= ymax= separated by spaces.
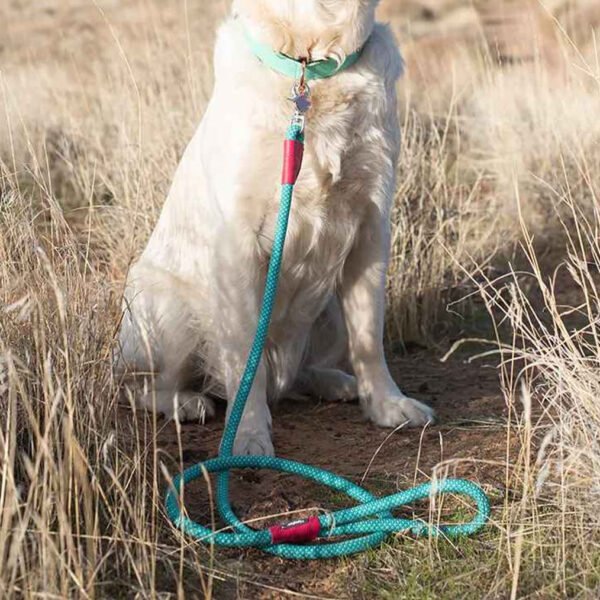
xmin=117 ymin=0 xmax=434 ymax=456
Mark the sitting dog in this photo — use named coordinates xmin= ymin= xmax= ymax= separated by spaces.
xmin=117 ymin=0 xmax=435 ymax=456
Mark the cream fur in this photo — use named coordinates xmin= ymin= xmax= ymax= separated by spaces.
xmin=117 ymin=0 xmax=435 ymax=456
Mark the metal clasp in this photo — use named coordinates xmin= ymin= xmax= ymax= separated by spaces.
xmin=298 ymin=58 xmax=308 ymax=95
xmin=291 ymin=112 xmax=305 ymax=131
xmin=289 ymin=58 xmax=312 ymax=123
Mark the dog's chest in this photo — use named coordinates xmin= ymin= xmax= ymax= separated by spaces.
xmin=255 ymin=133 xmax=361 ymax=313
xmin=233 ymin=78 xmax=372 ymax=309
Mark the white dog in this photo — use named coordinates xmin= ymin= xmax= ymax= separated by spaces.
xmin=117 ymin=0 xmax=435 ymax=456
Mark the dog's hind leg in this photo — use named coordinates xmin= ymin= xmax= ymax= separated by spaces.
xmin=296 ymin=297 xmax=358 ymax=401
xmin=297 ymin=367 xmax=358 ymax=401
xmin=116 ymin=263 xmax=215 ymax=422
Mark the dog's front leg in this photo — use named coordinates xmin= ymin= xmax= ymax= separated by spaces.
xmin=340 ymin=213 xmax=435 ymax=428
xmin=222 ymin=351 xmax=274 ymax=456
xmin=214 ymin=242 xmax=275 ymax=456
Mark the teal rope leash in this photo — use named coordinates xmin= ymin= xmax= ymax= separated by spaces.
xmin=165 ymin=119 xmax=491 ymax=560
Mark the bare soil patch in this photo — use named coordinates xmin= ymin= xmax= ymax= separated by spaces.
xmin=150 ymin=352 xmax=511 ymax=598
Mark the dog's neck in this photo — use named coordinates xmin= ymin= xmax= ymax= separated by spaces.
xmin=233 ymin=0 xmax=378 ymax=62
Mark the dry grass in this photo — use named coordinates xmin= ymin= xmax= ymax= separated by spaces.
xmin=2 ymin=0 xmax=600 ymax=597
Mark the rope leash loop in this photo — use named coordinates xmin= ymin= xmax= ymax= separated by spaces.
xmin=165 ymin=457 xmax=490 ymax=559
xmin=164 ymin=115 xmax=491 ymax=560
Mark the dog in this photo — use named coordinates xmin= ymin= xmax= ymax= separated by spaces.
xmin=117 ymin=0 xmax=435 ymax=456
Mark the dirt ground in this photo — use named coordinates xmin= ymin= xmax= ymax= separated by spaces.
xmin=153 ymin=350 xmax=512 ymax=598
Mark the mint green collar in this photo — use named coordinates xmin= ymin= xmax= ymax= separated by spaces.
xmin=244 ymin=30 xmax=364 ymax=81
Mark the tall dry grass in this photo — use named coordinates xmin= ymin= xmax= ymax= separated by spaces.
xmin=1 ymin=0 xmax=600 ymax=597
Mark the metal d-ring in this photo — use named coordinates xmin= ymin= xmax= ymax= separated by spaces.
xmin=289 ymin=58 xmax=312 ymax=115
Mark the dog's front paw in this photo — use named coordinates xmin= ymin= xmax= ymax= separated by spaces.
xmin=365 ymin=395 xmax=435 ymax=428
xmin=233 ymin=429 xmax=275 ymax=457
